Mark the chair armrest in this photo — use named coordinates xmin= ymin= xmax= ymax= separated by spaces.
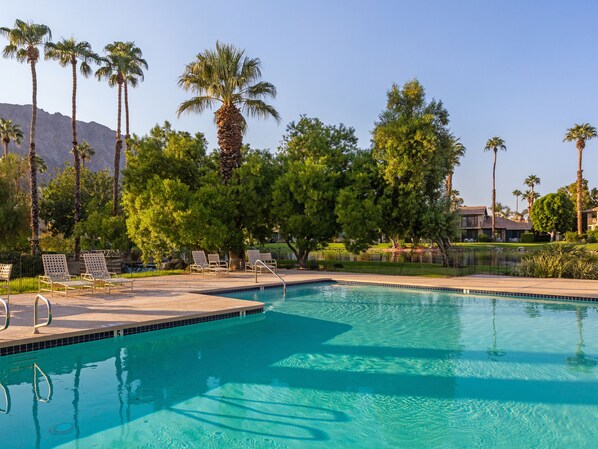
xmin=82 ymin=273 xmax=94 ymax=281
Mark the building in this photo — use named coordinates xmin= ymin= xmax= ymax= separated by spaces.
xmin=583 ymin=207 xmax=598 ymax=232
xmin=458 ymin=206 xmax=532 ymax=242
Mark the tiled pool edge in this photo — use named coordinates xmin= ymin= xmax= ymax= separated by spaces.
xmin=0 ymin=306 xmax=264 ymax=357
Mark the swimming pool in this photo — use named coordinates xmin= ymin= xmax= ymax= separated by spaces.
xmin=0 ymin=282 xmax=597 ymax=448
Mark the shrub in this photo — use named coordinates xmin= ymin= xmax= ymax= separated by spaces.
xmin=520 ymin=233 xmax=535 ymax=243
xmin=564 ymin=231 xmax=581 ymax=243
xmin=477 ymin=234 xmax=491 ymax=242
xmin=513 ymin=245 xmax=598 ymax=279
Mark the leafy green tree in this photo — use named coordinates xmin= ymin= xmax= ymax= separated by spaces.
xmin=0 ymin=118 xmax=23 ymax=158
xmin=336 ymin=150 xmax=382 ymax=253
xmin=1 ymin=19 xmax=52 ymax=255
xmin=372 ymin=80 xmax=456 ymax=264
xmin=484 ymin=137 xmax=507 ymax=240
xmin=564 ymin=123 xmax=597 ymax=234
xmin=177 ymin=41 xmax=280 ymax=181
xmin=557 ymin=178 xmax=598 ymax=212
xmin=0 ymin=168 xmax=28 ymax=250
xmin=78 ymin=140 xmax=94 ymax=169
xmin=272 ymin=117 xmax=357 ymax=267
xmin=45 ymin=37 xmax=100 ymax=259
xmin=530 ymin=192 xmax=575 ymax=241
xmin=40 ymin=165 xmax=113 ymax=238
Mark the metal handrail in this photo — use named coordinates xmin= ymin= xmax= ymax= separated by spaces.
xmin=33 ymin=294 xmax=52 ymax=334
xmin=0 ymin=383 xmax=9 ymax=414
xmin=33 ymin=363 xmax=53 ymax=403
xmin=254 ymin=260 xmax=286 ymax=294
xmin=0 ymin=298 xmax=9 ymax=332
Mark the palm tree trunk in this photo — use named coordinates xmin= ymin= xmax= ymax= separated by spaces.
xmin=577 ymin=145 xmax=583 ymax=235
xmin=215 ymin=103 xmax=244 ymax=182
xmin=515 ymin=196 xmax=519 ymax=214
xmin=446 ymin=171 xmax=453 ymax=200
xmin=124 ymin=81 xmax=130 ymax=158
xmin=72 ymin=60 xmax=81 ymax=260
xmin=491 ymin=150 xmax=497 ymax=240
xmin=2 ymin=140 xmax=8 ymax=158
xmin=113 ymin=81 xmax=123 ymax=216
xmin=29 ymin=60 xmax=40 ymax=256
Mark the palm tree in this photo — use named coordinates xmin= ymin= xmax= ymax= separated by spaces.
xmin=107 ymin=42 xmax=147 ymax=155
xmin=0 ymin=19 xmax=52 ymax=255
xmin=45 ymin=37 xmax=99 ymax=260
xmin=0 ymin=118 xmax=23 ymax=158
xmin=524 ymin=175 xmax=541 ymax=210
xmin=512 ymin=189 xmax=523 ymax=214
xmin=484 ymin=136 xmax=507 ymax=240
xmin=78 ymin=140 xmax=94 ymax=169
xmin=177 ymin=41 xmax=280 ymax=181
xmin=564 ymin=123 xmax=597 ymax=234
xmin=445 ymin=135 xmax=466 ymax=202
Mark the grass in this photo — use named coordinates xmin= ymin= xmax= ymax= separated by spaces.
xmin=4 ymin=269 xmax=187 ymax=295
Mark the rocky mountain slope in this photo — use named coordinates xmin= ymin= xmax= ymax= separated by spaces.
xmin=0 ymin=103 xmax=117 ymax=175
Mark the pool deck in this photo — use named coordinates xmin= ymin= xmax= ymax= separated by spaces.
xmin=1 ymin=271 xmax=598 ymax=354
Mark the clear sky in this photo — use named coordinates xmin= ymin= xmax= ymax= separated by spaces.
xmin=1 ymin=0 xmax=598 ymax=210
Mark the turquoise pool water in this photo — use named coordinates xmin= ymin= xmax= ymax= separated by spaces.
xmin=0 ymin=283 xmax=597 ymax=448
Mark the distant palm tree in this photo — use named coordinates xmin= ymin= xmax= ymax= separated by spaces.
xmin=446 ymin=135 xmax=466 ymax=202
xmin=524 ymin=175 xmax=541 ymax=210
xmin=0 ymin=118 xmax=23 ymax=158
xmin=0 ymin=19 xmax=52 ymax=255
xmin=484 ymin=136 xmax=507 ymax=240
xmin=109 ymin=42 xmax=147 ymax=154
xmin=78 ymin=140 xmax=94 ymax=169
xmin=45 ymin=37 xmax=99 ymax=260
xmin=512 ymin=189 xmax=523 ymax=214
xmin=177 ymin=41 xmax=280 ymax=181
xmin=96 ymin=45 xmax=140 ymax=216
xmin=564 ymin=123 xmax=597 ymax=234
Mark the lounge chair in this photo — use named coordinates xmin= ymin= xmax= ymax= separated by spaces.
xmin=82 ymin=253 xmax=133 ymax=293
xmin=39 ymin=254 xmax=94 ymax=297
xmin=208 ymin=254 xmax=230 ymax=274
xmin=245 ymin=250 xmax=277 ymax=273
xmin=190 ymin=251 xmax=210 ymax=274
xmin=0 ymin=263 xmax=11 ymax=300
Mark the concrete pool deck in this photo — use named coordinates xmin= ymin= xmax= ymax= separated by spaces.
xmin=1 ymin=271 xmax=598 ymax=354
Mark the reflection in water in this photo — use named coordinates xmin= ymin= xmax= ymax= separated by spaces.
xmin=566 ymin=307 xmax=598 ymax=370
xmin=487 ymin=299 xmax=507 ymax=360
xmin=0 ymin=382 xmax=9 ymax=414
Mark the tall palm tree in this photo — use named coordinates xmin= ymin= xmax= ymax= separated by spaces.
xmin=78 ymin=140 xmax=94 ymax=170
xmin=177 ymin=41 xmax=280 ymax=181
xmin=484 ymin=136 xmax=507 ymax=240
xmin=0 ymin=19 xmax=52 ymax=255
xmin=446 ymin=135 xmax=466 ymax=202
xmin=524 ymin=174 xmax=541 ymax=210
xmin=45 ymin=37 xmax=99 ymax=260
xmin=564 ymin=123 xmax=597 ymax=234
xmin=512 ymin=189 xmax=523 ymax=214
xmin=0 ymin=118 xmax=23 ymax=158
xmin=107 ymin=42 xmax=147 ymax=155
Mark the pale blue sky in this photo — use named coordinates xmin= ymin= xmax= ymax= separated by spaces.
xmin=1 ymin=0 xmax=598 ymax=209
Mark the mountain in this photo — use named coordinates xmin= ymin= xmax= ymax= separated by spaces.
xmin=0 ymin=103 xmax=117 ymax=175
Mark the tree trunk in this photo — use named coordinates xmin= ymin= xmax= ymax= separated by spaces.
xmin=3 ymin=140 xmax=8 ymax=158
xmin=215 ymin=103 xmax=244 ymax=182
xmin=113 ymin=80 xmax=123 ymax=216
xmin=446 ymin=171 xmax=453 ymax=203
xmin=297 ymin=250 xmax=309 ymax=269
xmin=491 ymin=150 xmax=497 ymax=240
xmin=434 ymin=237 xmax=452 ymax=267
xmin=29 ymin=60 xmax=40 ymax=256
xmin=124 ymin=81 xmax=130 ymax=160
xmin=577 ymin=145 xmax=583 ymax=235
xmin=72 ymin=59 xmax=81 ymax=260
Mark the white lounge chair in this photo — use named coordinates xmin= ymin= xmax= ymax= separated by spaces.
xmin=190 ymin=251 xmax=210 ymax=274
xmin=82 ymin=253 xmax=133 ymax=293
xmin=39 ymin=254 xmax=94 ymax=297
xmin=0 ymin=263 xmax=11 ymax=300
xmin=245 ymin=250 xmax=277 ymax=273
xmin=208 ymin=254 xmax=230 ymax=274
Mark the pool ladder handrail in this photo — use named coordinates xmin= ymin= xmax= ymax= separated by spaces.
xmin=0 ymin=297 xmax=9 ymax=332
xmin=254 ymin=260 xmax=286 ymax=294
xmin=33 ymin=294 xmax=52 ymax=334
xmin=33 ymin=363 xmax=53 ymax=402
